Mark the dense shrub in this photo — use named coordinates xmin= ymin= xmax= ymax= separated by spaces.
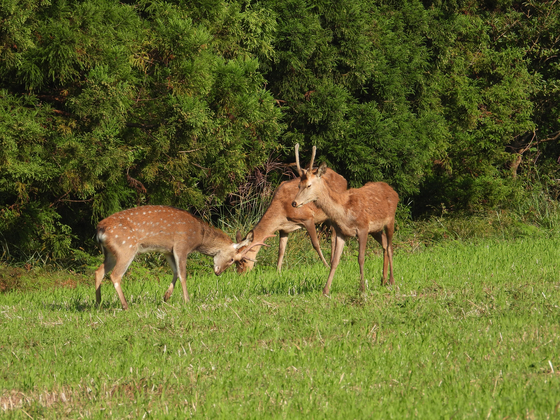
xmin=0 ymin=0 xmax=559 ymax=262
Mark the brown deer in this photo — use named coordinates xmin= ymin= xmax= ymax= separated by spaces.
xmin=94 ymin=205 xmax=272 ymax=309
xmin=236 ymin=163 xmax=347 ymax=273
xmin=291 ymin=145 xmax=399 ymax=295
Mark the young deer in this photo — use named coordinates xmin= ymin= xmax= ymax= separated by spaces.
xmin=291 ymin=146 xmax=399 ymax=295
xmin=236 ymin=165 xmax=347 ymax=273
xmin=95 ymin=205 xmax=271 ymax=309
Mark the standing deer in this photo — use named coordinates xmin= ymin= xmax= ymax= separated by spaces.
xmin=95 ymin=205 xmax=272 ymax=309
xmin=291 ymin=145 xmax=399 ymax=295
xmin=236 ymin=165 xmax=347 ymax=273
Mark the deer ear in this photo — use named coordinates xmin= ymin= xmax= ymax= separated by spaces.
xmin=317 ymin=162 xmax=328 ymax=177
xmin=236 ymin=231 xmax=244 ymax=243
xmin=234 ymin=230 xmax=253 ymax=249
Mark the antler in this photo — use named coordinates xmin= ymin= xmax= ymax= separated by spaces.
xmin=236 ymin=235 xmax=276 ymax=260
xmin=308 ymin=145 xmax=316 ymax=171
xmin=295 ymin=143 xmax=317 ymax=175
xmin=295 ymin=143 xmax=302 ymax=176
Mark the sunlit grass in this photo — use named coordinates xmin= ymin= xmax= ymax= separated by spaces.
xmin=1 ymin=234 xmax=559 ymax=419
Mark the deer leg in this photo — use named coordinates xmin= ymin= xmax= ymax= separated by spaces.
xmin=372 ymin=231 xmax=389 ymax=285
xmin=302 ymin=219 xmax=329 ymax=268
xmin=176 ymin=251 xmax=190 ymax=304
xmin=94 ymin=249 xmax=116 ymax=307
xmin=109 ymin=255 xmax=135 ymax=310
xmin=330 ymin=224 xmax=336 ymax=266
xmin=163 ymin=254 xmax=178 ymax=302
xmin=385 ymin=223 xmax=395 ymax=285
xmin=323 ymin=235 xmax=346 ymax=296
xmin=277 ymin=231 xmax=289 ymax=272
xmin=381 ymin=232 xmax=390 ymax=285
xmin=358 ymin=231 xmax=368 ymax=292
xmin=374 ymin=227 xmax=395 ymax=286
xmin=166 ymin=248 xmax=190 ymax=304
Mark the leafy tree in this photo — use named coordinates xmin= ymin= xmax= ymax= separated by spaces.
xmin=419 ymin=0 xmax=557 ymax=211
xmin=0 ymin=0 xmax=282 ymax=261
xmin=262 ymin=0 xmax=447 ymax=199
xmin=1 ymin=0 xmax=560 ymax=263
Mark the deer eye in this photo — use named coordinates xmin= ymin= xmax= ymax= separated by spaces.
xmin=307 ymin=184 xmax=311 ymax=188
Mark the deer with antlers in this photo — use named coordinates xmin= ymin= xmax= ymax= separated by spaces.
xmin=236 ymin=166 xmax=347 ymax=273
xmin=291 ymin=145 xmax=399 ymax=295
xmin=95 ymin=205 xmax=272 ymax=309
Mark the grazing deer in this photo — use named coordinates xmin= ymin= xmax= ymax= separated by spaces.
xmin=94 ymin=205 xmax=272 ymax=309
xmin=291 ymin=145 xmax=399 ymax=295
xmin=236 ymin=166 xmax=347 ymax=273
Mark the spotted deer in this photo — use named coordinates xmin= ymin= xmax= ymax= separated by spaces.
xmin=95 ymin=205 xmax=272 ymax=309
xmin=236 ymin=163 xmax=347 ymax=273
xmin=291 ymin=145 xmax=399 ymax=295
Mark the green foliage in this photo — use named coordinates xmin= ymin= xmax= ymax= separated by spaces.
xmin=1 ymin=0 xmax=560 ymax=262
xmin=266 ymin=0 xmax=447 ymax=196
xmin=417 ymin=4 xmax=538 ymax=211
xmin=0 ymin=0 xmax=282 ymax=261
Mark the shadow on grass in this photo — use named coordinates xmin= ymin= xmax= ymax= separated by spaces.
xmin=41 ymin=299 xmax=98 ymax=312
xmin=255 ymin=274 xmax=326 ymax=296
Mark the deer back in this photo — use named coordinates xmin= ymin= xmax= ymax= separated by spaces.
xmin=96 ymin=205 xmax=233 ymax=258
xmin=345 ymin=182 xmax=399 ymax=231
xmin=293 ymin=164 xmax=398 ymax=236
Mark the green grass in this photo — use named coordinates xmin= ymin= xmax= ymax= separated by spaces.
xmin=1 ymin=233 xmax=560 ymax=419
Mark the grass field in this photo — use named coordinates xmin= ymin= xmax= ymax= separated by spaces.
xmin=1 ymin=233 xmax=559 ymax=419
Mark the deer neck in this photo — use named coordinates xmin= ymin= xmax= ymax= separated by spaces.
xmin=314 ymin=181 xmax=354 ymax=233
xmin=198 ymin=224 xmax=232 ymax=256
xmin=252 ymin=209 xmax=281 ymax=240
xmin=241 ymin=212 xmax=278 ymax=258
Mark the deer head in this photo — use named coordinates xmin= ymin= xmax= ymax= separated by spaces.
xmin=293 ymin=142 xmax=328 ymax=208
xmin=227 ymin=232 xmax=276 ymax=274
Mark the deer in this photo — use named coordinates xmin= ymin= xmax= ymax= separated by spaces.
xmin=94 ymin=205 xmax=273 ymax=310
xmin=291 ymin=145 xmax=399 ymax=295
xmin=236 ymin=164 xmax=347 ymax=273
